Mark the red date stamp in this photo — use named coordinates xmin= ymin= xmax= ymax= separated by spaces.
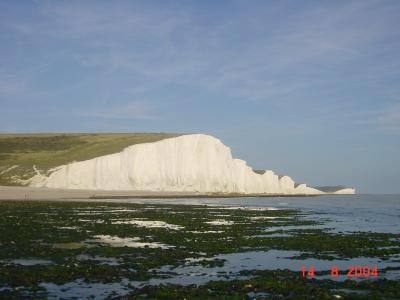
xmin=300 ymin=265 xmax=378 ymax=278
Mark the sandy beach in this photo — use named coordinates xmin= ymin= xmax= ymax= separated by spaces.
xmin=0 ymin=186 xmax=202 ymax=200
xmin=0 ymin=186 xmax=326 ymax=200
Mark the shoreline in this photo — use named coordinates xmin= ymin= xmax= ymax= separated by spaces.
xmin=0 ymin=185 xmax=333 ymax=200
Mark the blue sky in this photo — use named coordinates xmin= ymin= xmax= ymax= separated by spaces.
xmin=1 ymin=0 xmax=399 ymax=193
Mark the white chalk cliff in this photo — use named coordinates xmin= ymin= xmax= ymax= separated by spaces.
xmin=29 ymin=134 xmax=355 ymax=195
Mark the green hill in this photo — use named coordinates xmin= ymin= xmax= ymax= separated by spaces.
xmin=0 ymin=133 xmax=180 ymax=186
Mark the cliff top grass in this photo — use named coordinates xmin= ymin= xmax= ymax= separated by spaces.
xmin=0 ymin=133 xmax=180 ymax=186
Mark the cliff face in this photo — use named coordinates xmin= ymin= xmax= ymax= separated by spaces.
xmin=28 ymin=134 xmax=348 ymax=195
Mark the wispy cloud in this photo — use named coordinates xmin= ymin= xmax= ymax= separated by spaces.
xmin=378 ymin=105 xmax=400 ymax=131
xmin=193 ymin=0 xmax=400 ymax=104
xmin=351 ymin=102 xmax=400 ymax=135
xmin=372 ymin=104 xmax=400 ymax=133
xmin=82 ymin=101 xmax=158 ymax=120
xmin=0 ymin=72 xmax=26 ymax=96
xmin=1 ymin=0 xmax=400 ymax=129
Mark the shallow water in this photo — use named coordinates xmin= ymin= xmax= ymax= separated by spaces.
xmin=0 ymin=258 xmax=53 ymax=266
xmin=154 ymin=249 xmax=400 ymax=284
xmin=89 ymin=194 xmax=400 ymax=234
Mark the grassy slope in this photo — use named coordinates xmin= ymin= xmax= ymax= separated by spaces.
xmin=0 ymin=133 xmax=181 ymax=186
